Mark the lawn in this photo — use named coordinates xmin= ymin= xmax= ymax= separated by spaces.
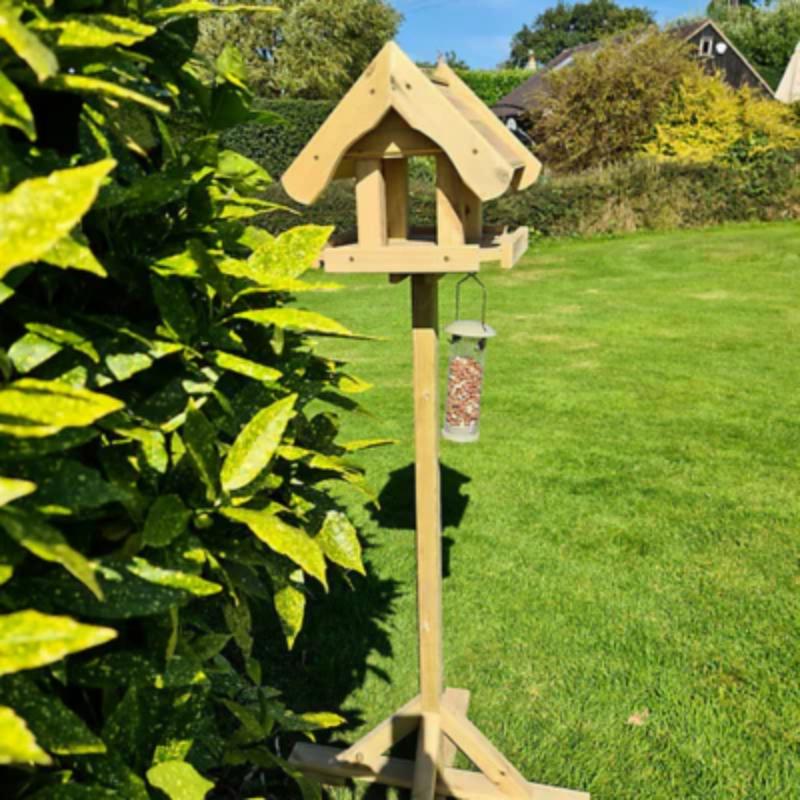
xmin=272 ymin=222 xmax=800 ymax=800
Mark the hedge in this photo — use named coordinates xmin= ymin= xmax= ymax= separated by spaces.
xmin=453 ymin=69 xmax=531 ymax=107
xmin=257 ymin=151 xmax=800 ymax=240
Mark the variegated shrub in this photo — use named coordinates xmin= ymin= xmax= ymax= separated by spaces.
xmin=0 ymin=2 xmax=383 ymax=797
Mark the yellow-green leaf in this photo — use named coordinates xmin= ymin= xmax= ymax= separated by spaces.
xmin=0 ymin=477 xmax=36 ymax=507
xmin=247 ymin=225 xmax=333 ymax=281
xmin=146 ymin=2 xmax=279 ymax=19
xmin=147 ymin=760 xmax=213 ymax=800
xmin=127 ymin=557 xmax=222 ymax=597
xmin=40 ymin=231 xmax=106 ymax=277
xmin=0 ymin=160 xmax=115 ymax=280
xmin=0 ymin=706 xmax=51 ymax=765
xmin=317 ymin=511 xmax=365 ymax=575
xmin=0 ymin=378 xmax=124 ymax=437
xmin=207 ymin=351 xmax=281 ymax=383
xmin=36 ymin=14 xmax=157 ymax=48
xmin=222 ymin=507 xmax=327 ymax=590
xmin=233 ymin=308 xmax=358 ymax=338
xmin=263 ymin=560 xmax=305 ymax=650
xmin=0 ymin=508 xmax=103 ymax=598
xmin=342 ymin=438 xmax=396 ymax=452
xmin=46 ymin=74 xmax=169 ymax=114
xmin=221 ymin=394 xmax=296 ymax=492
xmin=0 ymin=3 xmax=58 ymax=81
xmin=143 ymin=495 xmax=191 ymax=548
xmin=0 ymin=69 xmax=35 ymax=140
xmin=183 ymin=404 xmax=219 ymax=501
xmin=0 ymin=610 xmax=116 ymax=676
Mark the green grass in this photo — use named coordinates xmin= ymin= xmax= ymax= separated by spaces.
xmin=286 ymin=222 xmax=800 ymax=800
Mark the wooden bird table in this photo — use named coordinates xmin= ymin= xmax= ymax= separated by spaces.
xmin=280 ymin=41 xmax=590 ymax=800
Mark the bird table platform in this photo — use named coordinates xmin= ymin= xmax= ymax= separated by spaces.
xmin=281 ymin=41 xmax=589 ymax=800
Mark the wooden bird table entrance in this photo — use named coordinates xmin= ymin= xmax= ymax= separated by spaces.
xmin=282 ymin=42 xmax=589 ymax=800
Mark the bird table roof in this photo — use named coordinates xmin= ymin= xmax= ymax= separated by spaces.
xmin=281 ymin=42 xmax=542 ymax=205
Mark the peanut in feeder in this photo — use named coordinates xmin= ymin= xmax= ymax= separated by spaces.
xmin=280 ymin=41 xmax=589 ymax=800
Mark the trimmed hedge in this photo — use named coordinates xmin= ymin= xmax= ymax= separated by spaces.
xmin=223 ymin=98 xmax=335 ymax=179
xmin=454 ymin=69 xmax=531 ymax=106
xmin=258 ymin=152 xmax=800 ymax=240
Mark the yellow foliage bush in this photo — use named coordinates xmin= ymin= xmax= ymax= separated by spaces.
xmin=645 ymin=69 xmax=800 ymax=162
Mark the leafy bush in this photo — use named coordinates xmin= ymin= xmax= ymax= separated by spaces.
xmin=645 ymin=70 xmax=800 ymax=163
xmin=223 ymin=99 xmax=335 ymax=180
xmin=454 ymin=69 xmax=531 ymax=106
xmin=526 ymin=30 xmax=697 ymax=172
xmin=0 ymin=3 xmax=380 ymax=798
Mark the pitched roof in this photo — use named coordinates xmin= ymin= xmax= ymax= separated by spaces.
xmin=777 ymin=42 xmax=800 ymax=103
xmin=282 ymin=42 xmax=542 ymax=204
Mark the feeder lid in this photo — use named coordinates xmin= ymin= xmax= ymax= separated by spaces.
xmin=445 ymin=320 xmax=496 ymax=339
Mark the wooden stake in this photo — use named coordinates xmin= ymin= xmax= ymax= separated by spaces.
xmin=356 ymin=158 xmax=387 ymax=247
xmin=413 ymin=712 xmax=442 ymax=800
xmin=436 ymin=154 xmax=466 ymax=246
xmin=412 ymin=274 xmax=443 ymax=713
xmin=462 ymin=184 xmax=483 ymax=244
xmin=385 ymin=158 xmax=410 ymax=239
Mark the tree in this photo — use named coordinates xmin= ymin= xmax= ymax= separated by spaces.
xmin=505 ymin=0 xmax=655 ymax=67
xmin=196 ymin=0 xmax=402 ymax=99
xmin=526 ymin=30 xmax=697 ymax=171
xmin=709 ymin=0 xmax=800 ymax=89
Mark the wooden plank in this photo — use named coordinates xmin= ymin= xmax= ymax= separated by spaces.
xmin=412 ymin=712 xmax=442 ymax=800
xmin=462 ymin=184 xmax=483 ymax=244
xmin=385 ymin=158 xmax=410 ymax=240
xmin=498 ymin=226 xmax=529 ymax=270
xmin=350 ymin=112 xmax=441 ymax=158
xmin=412 ymin=274 xmax=443 ymax=713
xmin=289 ymin=743 xmax=591 ymax=800
xmin=336 ymin=694 xmax=422 ymax=765
xmin=438 ymin=689 xmax=471 ymax=800
xmin=441 ymin=706 xmax=530 ymax=799
xmin=436 ymin=154 xmax=466 ymax=247
xmin=323 ymin=243 xmax=479 ymax=274
xmin=355 ymin=158 xmax=387 ymax=247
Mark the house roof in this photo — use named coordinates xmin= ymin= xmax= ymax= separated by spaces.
xmin=493 ymin=18 xmax=774 ymax=119
xmin=777 ymin=42 xmax=800 ymax=103
xmin=282 ymin=42 xmax=542 ymax=204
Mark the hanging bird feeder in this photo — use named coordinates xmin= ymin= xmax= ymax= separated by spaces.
xmin=443 ymin=274 xmax=496 ymax=444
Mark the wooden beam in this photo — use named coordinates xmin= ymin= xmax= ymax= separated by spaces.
xmin=439 ymin=689 xmax=471 ymax=800
xmin=436 ymin=154 xmax=466 ymax=246
xmin=289 ymin=743 xmax=591 ymax=800
xmin=413 ymin=712 xmax=442 ymax=800
xmin=412 ymin=275 xmax=443 ymax=713
xmin=336 ymin=695 xmax=421 ymax=765
xmin=324 ymin=243 xmax=479 ymax=274
xmin=355 ymin=158 xmax=387 ymax=247
xmin=385 ymin=158 xmax=410 ymax=240
xmin=441 ymin=706 xmax=530 ymax=799
xmin=462 ymin=184 xmax=483 ymax=245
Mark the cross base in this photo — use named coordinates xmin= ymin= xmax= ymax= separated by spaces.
xmin=289 ymin=688 xmax=589 ymax=800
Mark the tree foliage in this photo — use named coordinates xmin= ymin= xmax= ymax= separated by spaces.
xmin=195 ymin=0 xmax=401 ymax=99
xmin=506 ymin=0 xmax=655 ymax=67
xmin=0 ymin=1 xmax=382 ymax=797
xmin=526 ymin=30 xmax=697 ymax=172
xmin=709 ymin=0 xmax=800 ymax=89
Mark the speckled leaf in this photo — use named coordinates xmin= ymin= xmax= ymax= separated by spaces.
xmin=183 ymin=404 xmax=219 ymax=501
xmin=317 ymin=512 xmax=365 ymax=575
xmin=0 ymin=477 xmax=35 ymax=507
xmin=36 ymin=14 xmax=156 ymax=47
xmin=0 ymin=509 xmax=103 ymax=598
xmin=264 ymin=560 xmax=305 ymax=649
xmin=0 ymin=160 xmax=115 ymax=280
xmin=233 ymin=308 xmax=358 ymax=338
xmin=247 ymin=225 xmax=333 ymax=281
xmin=0 ymin=69 xmax=35 ymax=140
xmin=217 ymin=149 xmax=271 ymax=190
xmin=0 ymin=674 xmax=106 ymax=755
xmin=343 ymin=437 xmax=396 ymax=452
xmin=0 ymin=4 xmax=58 ymax=81
xmin=147 ymin=2 xmax=278 ymax=19
xmin=70 ymin=652 xmax=207 ymax=690
xmin=222 ymin=508 xmax=327 ymax=590
xmin=7 ymin=331 xmax=62 ymax=373
xmin=0 ymin=378 xmax=124 ymax=437
xmin=221 ymin=394 xmax=296 ymax=492
xmin=207 ymin=351 xmax=281 ymax=383
xmin=127 ymin=557 xmax=221 ymax=596
xmin=151 ymin=276 xmax=199 ymax=343
xmin=0 ymin=610 xmax=115 ymax=677
xmin=0 ymin=705 xmax=51 ymax=765
xmin=40 ymin=232 xmax=107 ymax=277
xmin=143 ymin=495 xmax=191 ymax=547
xmin=147 ymin=760 xmax=214 ymax=800
xmin=46 ymin=75 xmax=169 ymax=114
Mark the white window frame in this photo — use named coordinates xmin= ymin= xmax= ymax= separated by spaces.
xmin=699 ymin=36 xmax=714 ymax=58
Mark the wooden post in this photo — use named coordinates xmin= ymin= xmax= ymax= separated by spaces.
xmin=411 ymin=274 xmax=443 ymax=716
xmin=356 ymin=158 xmax=387 ymax=246
xmin=463 ymin=184 xmax=483 ymax=244
xmin=385 ymin=158 xmax=410 ymax=240
xmin=436 ymin=154 xmax=465 ymax=246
